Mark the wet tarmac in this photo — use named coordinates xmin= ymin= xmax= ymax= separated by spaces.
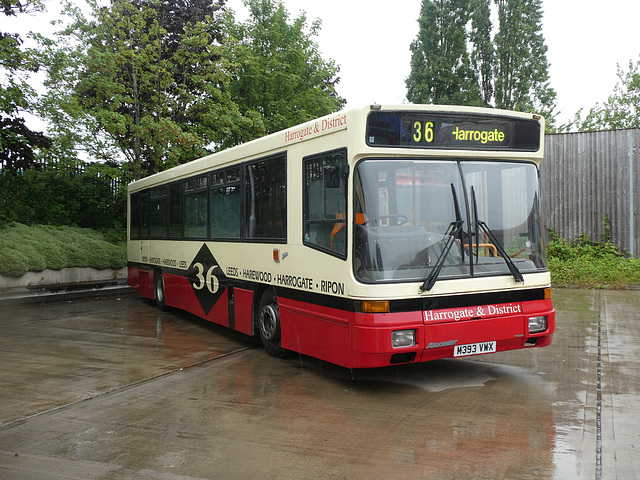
xmin=0 ymin=289 xmax=638 ymax=479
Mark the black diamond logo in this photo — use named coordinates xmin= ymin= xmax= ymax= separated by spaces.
xmin=187 ymin=244 xmax=227 ymax=316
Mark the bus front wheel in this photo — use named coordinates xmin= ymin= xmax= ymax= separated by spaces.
xmin=258 ymin=290 xmax=288 ymax=358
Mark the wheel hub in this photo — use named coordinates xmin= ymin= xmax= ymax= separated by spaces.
xmin=260 ymin=304 xmax=277 ymax=340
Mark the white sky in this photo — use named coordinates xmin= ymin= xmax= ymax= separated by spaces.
xmin=227 ymin=0 xmax=640 ymax=126
xmin=6 ymin=0 xmax=640 ymax=127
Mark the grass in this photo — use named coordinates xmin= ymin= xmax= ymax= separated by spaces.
xmin=546 ymin=231 xmax=640 ymax=289
xmin=0 ymin=223 xmax=126 ymax=278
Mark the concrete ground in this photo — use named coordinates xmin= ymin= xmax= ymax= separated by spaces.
xmin=0 ymin=288 xmax=638 ymax=479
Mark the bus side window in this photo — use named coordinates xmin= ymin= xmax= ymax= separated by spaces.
xmin=210 ymin=167 xmax=241 ymax=240
xmin=150 ymin=186 xmax=168 ymax=239
xmin=244 ymin=154 xmax=287 ymax=241
xmin=169 ymin=182 xmax=182 ymax=239
xmin=140 ymin=192 xmax=150 ymax=239
xmin=183 ymin=175 xmax=208 ymax=239
xmin=130 ymin=193 xmax=140 ymax=240
xmin=303 ymin=149 xmax=348 ymax=258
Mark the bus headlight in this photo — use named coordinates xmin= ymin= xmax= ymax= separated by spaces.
xmin=392 ymin=330 xmax=416 ymax=348
xmin=528 ymin=315 xmax=547 ymax=333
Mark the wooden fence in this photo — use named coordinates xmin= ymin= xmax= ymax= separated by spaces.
xmin=541 ymin=129 xmax=640 ymax=257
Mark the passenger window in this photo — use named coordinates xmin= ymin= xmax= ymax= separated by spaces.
xmin=150 ymin=186 xmax=168 ymax=239
xmin=244 ymin=154 xmax=287 ymax=241
xmin=130 ymin=193 xmax=140 ymax=240
xmin=303 ymin=149 xmax=348 ymax=258
xmin=169 ymin=182 xmax=182 ymax=238
xmin=139 ymin=192 xmax=150 ymax=239
xmin=184 ymin=176 xmax=208 ymax=239
xmin=210 ymin=166 xmax=241 ymax=239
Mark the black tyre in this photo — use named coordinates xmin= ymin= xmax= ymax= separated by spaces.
xmin=154 ymin=271 xmax=167 ymax=311
xmin=258 ymin=290 xmax=288 ymax=358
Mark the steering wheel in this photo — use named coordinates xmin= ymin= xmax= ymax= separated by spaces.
xmin=371 ymin=214 xmax=408 ymax=225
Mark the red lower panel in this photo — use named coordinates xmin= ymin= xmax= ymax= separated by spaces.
xmin=129 ymin=266 xmax=555 ymax=369
xmin=418 ymin=316 xmax=524 ymax=363
xmin=348 ymin=301 xmax=555 ymax=368
xmin=234 ymin=288 xmax=254 ymax=336
xmin=130 ymin=267 xmax=246 ymax=331
xmin=166 ymin=274 xmax=229 ymax=327
xmin=127 ymin=266 xmax=140 ymax=291
xmin=128 ymin=267 xmax=153 ymax=300
xmin=279 ymin=299 xmax=352 ymax=367
xmin=130 ymin=268 xmax=256 ymax=337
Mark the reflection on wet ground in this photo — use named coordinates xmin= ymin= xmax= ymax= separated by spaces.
xmin=0 ymin=289 xmax=638 ymax=479
xmin=0 ymin=296 xmax=251 ymax=427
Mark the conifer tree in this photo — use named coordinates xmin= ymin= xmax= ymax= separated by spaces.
xmin=469 ymin=0 xmax=494 ymax=106
xmin=407 ymin=0 xmax=556 ymax=124
xmin=494 ymin=0 xmax=556 ymax=117
xmin=406 ymin=0 xmax=480 ymax=105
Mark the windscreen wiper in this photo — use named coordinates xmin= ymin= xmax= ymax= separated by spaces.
xmin=451 ymin=183 xmax=465 ymax=262
xmin=421 ymin=184 xmax=463 ymax=292
xmin=471 ymin=186 xmax=524 ymax=283
xmin=421 ymin=220 xmax=463 ymax=292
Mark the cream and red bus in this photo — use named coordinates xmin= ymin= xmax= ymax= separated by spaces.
xmin=128 ymin=104 xmax=555 ymax=368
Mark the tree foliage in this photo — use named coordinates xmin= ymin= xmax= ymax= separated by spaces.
xmin=0 ymin=163 xmax=125 ymax=229
xmin=41 ymin=0 xmax=265 ymax=177
xmin=469 ymin=0 xmax=494 ymax=106
xmin=39 ymin=0 xmax=343 ymax=177
xmin=406 ymin=0 xmax=480 ymax=105
xmin=0 ymin=0 xmax=346 ymax=231
xmin=228 ymin=0 xmax=343 ymax=135
xmin=574 ymin=57 xmax=640 ymax=131
xmin=0 ymin=0 xmax=52 ymax=172
xmin=494 ymin=0 xmax=555 ymax=118
xmin=406 ymin=0 xmax=556 ymax=124
xmin=0 ymin=117 xmax=51 ymax=171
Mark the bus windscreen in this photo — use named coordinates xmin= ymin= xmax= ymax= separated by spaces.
xmin=366 ymin=111 xmax=541 ymax=151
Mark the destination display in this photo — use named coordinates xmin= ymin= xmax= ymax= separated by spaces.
xmin=366 ymin=111 xmax=541 ymax=151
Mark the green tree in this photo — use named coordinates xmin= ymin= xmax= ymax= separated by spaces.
xmin=406 ymin=0 xmax=480 ymax=105
xmin=578 ymin=57 xmax=640 ymax=131
xmin=40 ymin=0 xmax=263 ymax=177
xmin=0 ymin=0 xmax=51 ymax=172
xmin=469 ymin=0 xmax=494 ymax=106
xmin=228 ymin=0 xmax=344 ymax=134
xmin=407 ymin=0 xmax=556 ymax=126
xmin=493 ymin=0 xmax=556 ymax=119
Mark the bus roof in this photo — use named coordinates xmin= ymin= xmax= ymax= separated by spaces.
xmin=129 ymin=104 xmax=544 ymax=191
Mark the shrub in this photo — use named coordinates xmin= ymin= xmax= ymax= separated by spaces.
xmin=0 ymin=247 xmax=29 ymax=277
xmin=0 ymin=223 xmax=126 ymax=277
xmin=546 ymin=229 xmax=640 ymax=288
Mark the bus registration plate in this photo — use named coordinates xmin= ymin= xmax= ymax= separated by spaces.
xmin=453 ymin=341 xmax=496 ymax=357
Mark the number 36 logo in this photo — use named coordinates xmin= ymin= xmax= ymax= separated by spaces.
xmin=187 ymin=244 xmax=226 ymax=316
xmin=191 ymin=262 xmax=219 ymax=294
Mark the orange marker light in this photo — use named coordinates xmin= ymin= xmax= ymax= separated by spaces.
xmin=362 ymin=300 xmax=390 ymax=313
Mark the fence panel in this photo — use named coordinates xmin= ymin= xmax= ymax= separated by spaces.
xmin=541 ymin=129 xmax=640 ymax=257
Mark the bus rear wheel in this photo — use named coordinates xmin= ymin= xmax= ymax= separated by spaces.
xmin=154 ymin=271 xmax=167 ymax=311
xmin=258 ymin=290 xmax=288 ymax=358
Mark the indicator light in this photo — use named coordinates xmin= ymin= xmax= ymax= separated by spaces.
xmin=362 ymin=300 xmax=389 ymax=313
